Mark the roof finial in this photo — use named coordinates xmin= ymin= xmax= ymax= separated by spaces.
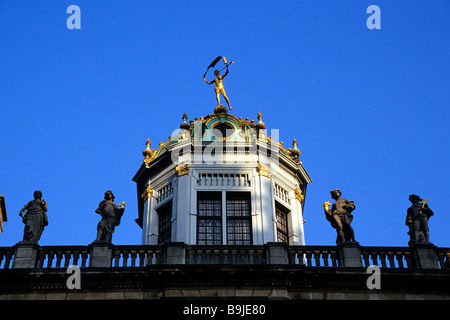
xmin=291 ymin=138 xmax=301 ymax=163
xmin=180 ymin=113 xmax=190 ymax=130
xmin=143 ymin=138 xmax=152 ymax=159
xmin=255 ymin=112 xmax=266 ymax=130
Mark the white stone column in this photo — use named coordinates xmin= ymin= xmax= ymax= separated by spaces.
xmin=142 ymin=185 xmax=158 ymax=245
xmin=173 ymin=167 xmax=191 ymax=244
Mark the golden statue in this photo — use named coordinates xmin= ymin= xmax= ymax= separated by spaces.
xmin=203 ymin=56 xmax=234 ymax=110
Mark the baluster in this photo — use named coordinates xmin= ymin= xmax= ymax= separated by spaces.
xmin=196 ymin=249 xmax=203 ymax=264
xmin=122 ymin=251 xmax=130 ymax=267
xmin=155 ymin=250 xmax=162 ymax=264
xmin=288 ymin=250 xmax=296 ymax=264
xmin=113 ymin=251 xmax=121 ymax=267
xmin=56 ymin=252 xmax=63 ymax=268
xmin=305 ymin=251 xmax=312 ymax=266
xmin=379 ymin=253 xmax=387 ymax=268
xmin=395 ymin=252 xmax=404 ymax=268
xmin=131 ymin=251 xmax=137 ymax=267
xmin=146 ymin=251 xmax=154 ymax=265
xmin=215 ymin=249 xmax=222 ymax=264
xmin=81 ymin=250 xmax=88 ymax=267
xmin=404 ymin=252 xmax=413 ymax=268
xmin=72 ymin=252 xmax=80 ymax=266
xmin=231 ymin=249 xmax=238 ymax=264
xmin=445 ymin=253 xmax=450 ymax=269
xmin=387 ymin=252 xmax=396 ymax=268
xmin=238 ymin=249 xmax=245 ymax=264
xmin=322 ymin=251 xmax=329 ymax=267
xmin=223 ymin=249 xmax=230 ymax=264
xmin=362 ymin=251 xmax=370 ymax=267
xmin=44 ymin=251 xmax=54 ymax=268
xmin=206 ymin=249 xmax=212 ymax=264
xmin=64 ymin=252 xmax=72 ymax=268
xmin=298 ymin=251 xmax=306 ymax=265
xmin=313 ymin=251 xmax=321 ymax=266
xmin=187 ymin=249 xmax=195 ymax=265
xmin=370 ymin=252 xmax=378 ymax=266
xmin=37 ymin=251 xmax=46 ymax=268
xmin=6 ymin=252 xmax=13 ymax=269
xmin=257 ymin=249 xmax=263 ymax=264
xmin=138 ymin=250 xmax=145 ymax=266
xmin=437 ymin=253 xmax=446 ymax=269
xmin=330 ymin=251 xmax=338 ymax=267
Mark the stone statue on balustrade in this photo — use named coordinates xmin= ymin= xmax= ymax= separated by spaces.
xmin=406 ymin=194 xmax=433 ymax=245
xmin=93 ymin=190 xmax=125 ymax=244
xmin=323 ymin=189 xmax=356 ymax=244
xmin=19 ymin=190 xmax=48 ymax=244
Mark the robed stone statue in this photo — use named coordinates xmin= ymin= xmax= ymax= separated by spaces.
xmin=19 ymin=190 xmax=48 ymax=244
xmin=323 ymin=189 xmax=356 ymax=244
xmin=406 ymin=194 xmax=433 ymax=244
xmin=94 ymin=190 xmax=125 ymax=244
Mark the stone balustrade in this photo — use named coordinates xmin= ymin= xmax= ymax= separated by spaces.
xmin=1 ymin=242 xmax=449 ymax=270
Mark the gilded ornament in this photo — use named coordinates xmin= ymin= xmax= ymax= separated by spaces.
xmin=176 ymin=163 xmax=190 ymax=176
xmin=257 ymin=164 xmax=271 ymax=178
xmin=295 ymin=187 xmax=304 ymax=202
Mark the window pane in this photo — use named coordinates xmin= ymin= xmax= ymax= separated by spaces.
xmin=197 ymin=192 xmax=222 ymax=245
xmin=158 ymin=201 xmax=172 ymax=245
xmin=226 ymin=193 xmax=252 ymax=245
xmin=276 ymin=207 xmax=289 ymax=244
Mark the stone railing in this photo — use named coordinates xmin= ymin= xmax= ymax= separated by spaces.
xmin=1 ymin=242 xmax=449 ymax=270
xmin=185 ymin=245 xmax=265 ymax=265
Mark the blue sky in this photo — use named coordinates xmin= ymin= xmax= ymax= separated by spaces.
xmin=1 ymin=1 xmax=449 ymax=248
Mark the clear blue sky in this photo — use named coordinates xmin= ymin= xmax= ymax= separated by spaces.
xmin=1 ymin=1 xmax=449 ymax=247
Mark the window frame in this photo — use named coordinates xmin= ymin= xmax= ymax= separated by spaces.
xmin=275 ymin=204 xmax=289 ymax=244
xmin=197 ymin=191 xmax=223 ymax=245
xmin=157 ymin=200 xmax=172 ymax=245
xmin=226 ymin=192 xmax=253 ymax=245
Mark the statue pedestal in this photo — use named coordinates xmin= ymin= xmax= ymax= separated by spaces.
xmin=214 ymin=105 xmax=228 ymax=114
xmin=12 ymin=242 xmax=39 ymax=268
xmin=337 ymin=242 xmax=362 ymax=267
xmin=90 ymin=242 xmax=113 ymax=268
xmin=410 ymin=242 xmax=439 ymax=269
